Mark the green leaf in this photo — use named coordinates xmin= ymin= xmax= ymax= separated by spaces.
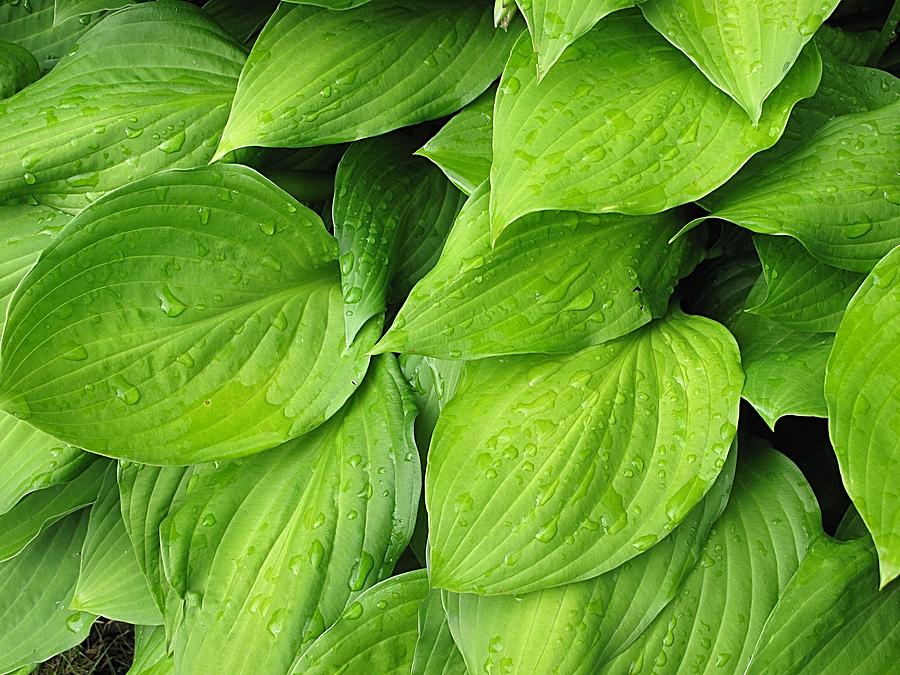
xmin=836 ymin=504 xmax=869 ymax=541
xmin=0 ymin=410 xmax=88 ymax=516
xmin=399 ymin=354 xmax=464 ymax=452
xmin=815 ymin=24 xmax=880 ymax=65
xmin=375 ymin=183 xmax=702 ymax=358
xmin=416 ymin=86 xmax=495 ymax=195
xmin=411 ymin=588 xmax=467 ymax=675
xmin=601 ymin=443 xmax=821 ymax=675
xmin=515 ymin=0 xmax=635 ymax=79
xmin=746 ymin=536 xmax=900 ymax=674
xmin=745 ymin=235 xmax=864 ymax=332
xmin=53 ymin=0 xmax=136 ymax=26
xmin=427 ymin=310 xmax=743 ymax=593
xmin=202 ymin=0 xmax=279 ymax=43
xmin=694 ymin=101 xmax=900 ymax=273
xmin=214 ymin=1 xmax=520 ymax=157
xmin=489 ymin=11 xmax=821 ymax=239
xmin=826 ymin=245 xmax=900 ymax=586
xmin=443 ymin=445 xmax=735 ymax=673
xmin=0 ymin=510 xmax=95 ymax=674
xmin=0 ymin=164 xmax=375 ymax=464
xmin=162 ymin=355 xmax=420 ymax=675
xmin=71 ymin=465 xmax=162 ymax=625
xmin=333 ymin=131 xmax=464 ymax=343
xmin=289 ymin=570 xmax=428 ymax=674
xmin=0 ymin=458 xmax=107 ymax=562
xmin=639 ymin=0 xmax=838 ymax=122
xmin=127 ymin=625 xmax=174 ymax=675
xmin=0 ymin=0 xmax=104 ymax=72
xmin=682 ymin=251 xmax=761 ymax=327
xmin=0 ymin=1 xmax=245 ymax=212
xmin=0 ymin=40 xmax=39 ymax=99
xmin=284 ymin=0 xmax=372 ymax=8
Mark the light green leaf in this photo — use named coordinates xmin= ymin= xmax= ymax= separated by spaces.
xmin=427 ymin=310 xmax=743 ymax=593
xmin=0 ymin=164 xmax=375 ymax=464
xmin=53 ymin=0 xmax=136 ymax=25
xmin=416 ymin=86 xmax=495 ymax=195
xmin=0 ymin=510 xmax=95 ymax=674
xmin=489 ymin=11 xmax=821 ymax=239
xmin=202 ymin=0 xmax=278 ymax=43
xmin=127 ymin=625 xmax=174 ymax=675
xmin=162 ymin=355 xmax=420 ymax=675
xmin=694 ymin=101 xmax=900 ymax=273
xmin=0 ymin=410 xmax=88 ymax=516
xmin=639 ymin=0 xmax=838 ymax=122
xmin=0 ymin=40 xmax=39 ymax=99
xmin=515 ymin=0 xmax=635 ymax=79
xmin=289 ymin=570 xmax=428 ymax=674
xmin=376 ymin=183 xmax=702 ymax=358
xmin=411 ymin=588 xmax=467 ymax=675
xmin=400 ymin=354 xmax=464 ymax=452
xmin=0 ymin=458 xmax=107 ymax=562
xmin=746 ymin=536 xmax=900 ymax=674
xmin=71 ymin=465 xmax=162 ymax=625
xmin=745 ymin=235 xmax=864 ymax=332
xmin=214 ymin=1 xmax=520 ymax=157
xmin=601 ymin=444 xmax=821 ymax=675
xmin=444 ymin=445 xmax=735 ymax=673
xmin=826 ymin=245 xmax=900 ymax=586
xmin=334 ymin=131 xmax=464 ymax=342
xmin=0 ymin=0 xmax=104 ymax=72
xmin=0 ymin=1 xmax=245 ymax=212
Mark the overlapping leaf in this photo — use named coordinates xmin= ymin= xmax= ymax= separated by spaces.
xmin=411 ymin=588 xmax=466 ymax=675
xmin=0 ymin=0 xmax=104 ymax=71
xmin=127 ymin=625 xmax=174 ymax=675
xmin=0 ymin=40 xmax=39 ymax=99
xmin=0 ymin=165 xmax=375 ymax=464
xmin=427 ymin=310 xmax=743 ymax=593
xmin=202 ymin=0 xmax=279 ymax=43
xmin=53 ymin=0 xmax=136 ymax=25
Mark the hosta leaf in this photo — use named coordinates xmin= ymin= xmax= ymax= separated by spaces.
xmin=284 ymin=0 xmax=372 ymax=8
xmin=826 ymin=245 xmax=900 ymax=585
xmin=53 ymin=0 xmax=136 ymax=25
xmin=682 ymin=251 xmax=761 ymax=327
xmin=214 ymin=1 xmax=520 ymax=157
xmin=815 ymin=24 xmax=879 ymax=66
xmin=0 ymin=0 xmax=104 ymax=72
xmin=289 ymin=570 xmax=427 ymax=674
xmin=376 ymin=183 xmax=702 ymax=358
xmin=694 ymin=100 xmax=900 ymax=273
xmin=515 ymin=0 xmax=635 ymax=79
xmin=0 ymin=164 xmax=375 ymax=464
xmin=639 ymin=0 xmax=838 ymax=122
xmin=71 ymin=466 xmax=161 ymax=625
xmin=0 ymin=40 xmax=39 ymax=99
xmin=745 ymin=235 xmax=864 ymax=332
xmin=489 ymin=12 xmax=821 ymax=239
xmin=0 ymin=458 xmax=107 ymax=562
xmin=334 ymin=131 xmax=464 ymax=342
xmin=746 ymin=535 xmax=900 ymax=674
xmin=601 ymin=444 xmax=821 ymax=675
xmin=0 ymin=410 xmax=88 ymax=516
xmin=427 ymin=310 xmax=742 ymax=593
xmin=162 ymin=355 xmax=419 ymax=675
xmin=202 ymin=0 xmax=279 ymax=43
xmin=411 ymin=588 xmax=466 ymax=675
xmin=127 ymin=625 xmax=174 ymax=675
xmin=443 ymin=446 xmax=735 ymax=673
xmin=836 ymin=504 xmax=869 ymax=541
xmin=0 ymin=510 xmax=95 ymax=674
xmin=0 ymin=1 xmax=245 ymax=212
xmin=416 ymin=86 xmax=495 ymax=195
xmin=400 ymin=354 xmax=464 ymax=451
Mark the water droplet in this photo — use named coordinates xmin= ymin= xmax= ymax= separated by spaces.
xmin=159 ymin=130 xmax=186 ymax=154
xmin=157 ymin=285 xmax=188 ymax=318
xmin=112 ymin=376 xmax=140 ymax=406
xmin=60 ymin=341 xmax=88 ymax=361
xmin=23 ymin=172 xmax=35 ymax=185
xmin=267 ymin=609 xmax=287 ymax=637
xmin=258 ymin=221 xmax=276 ymax=236
xmin=348 ymin=551 xmax=375 ymax=591
xmin=343 ymin=602 xmax=363 ymax=620
xmin=344 ymin=286 xmax=363 ymax=303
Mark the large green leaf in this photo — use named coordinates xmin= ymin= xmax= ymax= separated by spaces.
xmin=400 ymin=354 xmax=464 ymax=452
xmin=375 ymin=183 xmax=702 ymax=358
xmin=639 ymin=0 xmax=838 ymax=122
xmin=826 ymin=245 xmax=900 ymax=586
xmin=0 ymin=410 xmax=88 ymax=516
xmin=202 ymin=0 xmax=279 ymax=43
xmin=334 ymin=131 xmax=464 ymax=342
xmin=0 ymin=457 xmax=107 ymax=562
xmin=0 ymin=510 xmax=95 ymax=674
xmin=0 ymin=1 xmax=245 ymax=212
xmin=443 ymin=445 xmax=735 ymax=673
xmin=411 ymin=588 xmax=466 ymax=675
xmin=746 ymin=535 xmax=900 ymax=674
xmin=162 ymin=355 xmax=420 ymax=675
xmin=289 ymin=570 xmax=428 ymax=674
xmin=745 ymin=235 xmax=864 ymax=333
xmin=815 ymin=24 xmax=879 ymax=66
xmin=0 ymin=0 xmax=104 ymax=72
xmin=284 ymin=0 xmax=372 ymax=7
xmin=427 ymin=310 xmax=743 ymax=593
xmin=71 ymin=465 xmax=162 ymax=625
xmin=0 ymin=164 xmax=375 ymax=464
xmin=488 ymin=11 xmax=821 ymax=239
xmin=0 ymin=40 xmax=39 ymax=99
xmin=682 ymin=251 xmax=761 ymax=327
xmin=213 ymin=1 xmax=520 ymax=158
xmin=515 ymin=0 xmax=635 ymax=79
xmin=600 ymin=443 xmax=821 ymax=674
xmin=127 ymin=625 xmax=174 ymax=675
xmin=53 ymin=0 xmax=136 ymax=25
xmin=416 ymin=86 xmax=495 ymax=196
